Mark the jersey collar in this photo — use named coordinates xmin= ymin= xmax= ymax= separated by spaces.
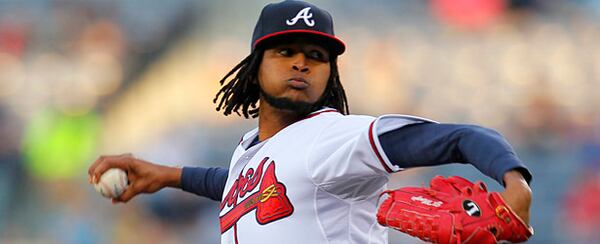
xmin=303 ymin=107 xmax=339 ymax=119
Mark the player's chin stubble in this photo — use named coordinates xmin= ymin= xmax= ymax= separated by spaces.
xmin=259 ymin=88 xmax=323 ymax=116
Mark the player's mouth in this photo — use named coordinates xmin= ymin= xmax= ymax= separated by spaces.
xmin=287 ymin=77 xmax=309 ymax=89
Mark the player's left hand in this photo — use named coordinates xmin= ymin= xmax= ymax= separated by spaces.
xmin=377 ymin=175 xmax=533 ymax=244
xmin=500 ymin=170 xmax=532 ymax=225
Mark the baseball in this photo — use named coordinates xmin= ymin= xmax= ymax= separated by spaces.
xmin=94 ymin=168 xmax=129 ymax=199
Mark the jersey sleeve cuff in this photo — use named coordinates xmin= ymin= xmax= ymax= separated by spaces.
xmin=492 ymin=153 xmax=533 ymax=186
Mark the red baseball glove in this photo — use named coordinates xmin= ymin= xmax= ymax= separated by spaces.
xmin=377 ymin=176 xmax=533 ymax=243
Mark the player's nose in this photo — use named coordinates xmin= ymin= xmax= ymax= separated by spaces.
xmin=291 ymin=54 xmax=309 ymax=73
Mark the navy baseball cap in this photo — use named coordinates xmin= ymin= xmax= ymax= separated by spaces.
xmin=251 ymin=0 xmax=346 ymax=55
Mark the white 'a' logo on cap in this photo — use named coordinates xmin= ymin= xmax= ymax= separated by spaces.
xmin=286 ymin=7 xmax=315 ymax=27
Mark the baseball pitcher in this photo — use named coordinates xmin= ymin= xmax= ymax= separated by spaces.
xmin=88 ymin=1 xmax=533 ymax=243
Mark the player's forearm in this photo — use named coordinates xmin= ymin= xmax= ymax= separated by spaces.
xmin=503 ymin=170 xmax=532 ymax=199
xmin=503 ymin=169 xmax=529 ymax=187
xmin=161 ymin=165 xmax=183 ymax=188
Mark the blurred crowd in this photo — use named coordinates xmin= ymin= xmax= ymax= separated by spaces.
xmin=1 ymin=0 xmax=599 ymax=243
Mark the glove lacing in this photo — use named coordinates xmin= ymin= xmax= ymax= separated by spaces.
xmin=389 ymin=203 xmax=444 ymax=243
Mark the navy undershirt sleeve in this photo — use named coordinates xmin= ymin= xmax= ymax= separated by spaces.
xmin=378 ymin=123 xmax=532 ymax=185
xmin=181 ymin=167 xmax=229 ymax=201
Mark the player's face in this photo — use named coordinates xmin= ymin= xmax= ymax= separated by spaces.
xmin=258 ymin=39 xmax=331 ymax=114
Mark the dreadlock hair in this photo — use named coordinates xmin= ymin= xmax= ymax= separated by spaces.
xmin=213 ymin=50 xmax=263 ymax=118
xmin=319 ymin=56 xmax=349 ymax=115
xmin=213 ymin=49 xmax=349 ymax=119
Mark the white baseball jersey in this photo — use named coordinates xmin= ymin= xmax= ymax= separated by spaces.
xmin=219 ymin=108 xmax=434 ymax=244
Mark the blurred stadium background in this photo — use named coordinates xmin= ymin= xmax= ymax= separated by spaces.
xmin=1 ymin=0 xmax=599 ymax=243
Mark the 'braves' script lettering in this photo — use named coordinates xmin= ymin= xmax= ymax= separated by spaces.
xmin=219 ymin=157 xmax=294 ymax=233
xmin=221 ymin=158 xmax=268 ymax=210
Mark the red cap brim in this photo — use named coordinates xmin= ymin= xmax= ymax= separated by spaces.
xmin=253 ymin=29 xmax=345 ymax=55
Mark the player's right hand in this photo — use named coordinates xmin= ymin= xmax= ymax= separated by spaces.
xmin=87 ymin=153 xmax=181 ymax=203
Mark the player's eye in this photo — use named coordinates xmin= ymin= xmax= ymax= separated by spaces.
xmin=278 ymin=48 xmax=294 ymax=57
xmin=308 ymin=50 xmax=325 ymax=61
xmin=306 ymin=49 xmax=329 ymax=62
